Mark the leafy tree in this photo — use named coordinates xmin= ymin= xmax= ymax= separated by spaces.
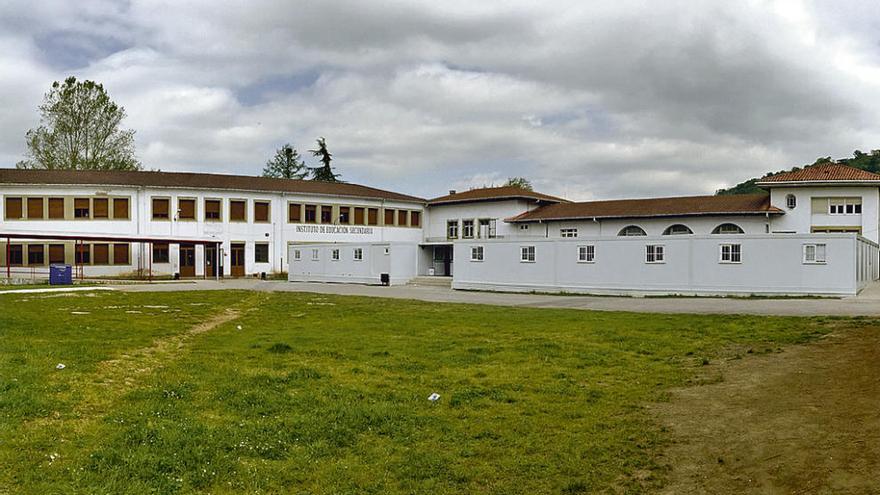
xmin=262 ymin=143 xmax=307 ymax=179
xmin=504 ymin=177 xmax=533 ymax=191
xmin=308 ymin=137 xmax=341 ymax=182
xmin=17 ymin=76 xmax=141 ymax=170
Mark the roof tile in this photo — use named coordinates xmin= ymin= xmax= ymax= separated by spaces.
xmin=428 ymin=186 xmax=566 ymax=205
xmin=759 ymin=163 xmax=880 ymax=183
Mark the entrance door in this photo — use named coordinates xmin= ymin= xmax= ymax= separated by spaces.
xmin=205 ymin=245 xmax=218 ymax=277
xmin=432 ymin=245 xmax=453 ymax=276
xmin=230 ymin=243 xmax=245 ymax=277
xmin=179 ymin=243 xmax=196 ymax=278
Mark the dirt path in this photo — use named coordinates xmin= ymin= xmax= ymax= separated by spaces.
xmin=654 ymin=326 xmax=880 ymax=494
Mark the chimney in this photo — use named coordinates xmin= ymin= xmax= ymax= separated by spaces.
xmin=449 ymin=189 xmax=456 ymax=195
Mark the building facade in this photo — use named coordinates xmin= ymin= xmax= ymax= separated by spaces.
xmin=2 ymin=163 xmax=879 ymax=295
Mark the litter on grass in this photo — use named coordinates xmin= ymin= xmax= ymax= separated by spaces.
xmin=56 ymin=363 xmax=66 ymax=370
xmin=428 ymin=392 xmax=440 ymax=402
xmin=70 ymin=311 xmax=90 ymax=315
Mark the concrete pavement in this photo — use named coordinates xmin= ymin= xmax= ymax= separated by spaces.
xmin=105 ymin=278 xmax=880 ymax=317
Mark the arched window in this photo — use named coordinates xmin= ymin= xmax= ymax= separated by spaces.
xmin=618 ymin=225 xmax=647 ymax=236
xmin=662 ymin=224 xmax=693 ymax=235
xmin=712 ymin=223 xmax=744 ymax=234
xmin=786 ymin=194 xmax=796 ymax=209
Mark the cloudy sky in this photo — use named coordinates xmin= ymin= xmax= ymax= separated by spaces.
xmin=1 ymin=0 xmax=879 ymax=200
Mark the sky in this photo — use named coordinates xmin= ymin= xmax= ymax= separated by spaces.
xmin=1 ymin=0 xmax=880 ymax=201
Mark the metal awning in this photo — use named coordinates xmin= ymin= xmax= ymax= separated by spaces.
xmin=0 ymin=231 xmax=221 ymax=245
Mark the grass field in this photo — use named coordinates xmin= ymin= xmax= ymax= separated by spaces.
xmin=0 ymin=289 xmax=851 ymax=493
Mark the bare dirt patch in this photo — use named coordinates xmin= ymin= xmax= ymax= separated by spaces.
xmin=654 ymin=325 xmax=880 ymax=494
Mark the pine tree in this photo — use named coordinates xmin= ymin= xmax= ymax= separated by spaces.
xmin=262 ymin=144 xmax=307 ymax=179
xmin=308 ymin=137 xmax=341 ymax=182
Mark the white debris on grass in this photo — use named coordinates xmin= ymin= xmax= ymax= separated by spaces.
xmin=70 ymin=311 xmax=91 ymax=315
xmin=428 ymin=392 xmax=440 ymax=402
xmin=56 ymin=363 xmax=66 ymax=370
xmin=307 ymin=302 xmax=336 ymax=306
xmin=143 ymin=305 xmax=169 ymax=309
xmin=236 ymin=325 xmax=243 ymax=330
xmin=125 ymin=310 xmax=142 ymax=314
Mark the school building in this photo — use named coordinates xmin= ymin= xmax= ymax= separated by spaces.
xmin=1 ymin=162 xmax=878 ymax=296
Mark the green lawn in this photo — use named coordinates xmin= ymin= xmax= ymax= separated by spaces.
xmin=0 ymin=290 xmax=858 ymax=494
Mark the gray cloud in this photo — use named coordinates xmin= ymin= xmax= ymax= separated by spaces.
xmin=1 ymin=0 xmax=879 ymax=200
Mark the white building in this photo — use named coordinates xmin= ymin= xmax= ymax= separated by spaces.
xmin=1 ymin=163 xmax=878 ymax=295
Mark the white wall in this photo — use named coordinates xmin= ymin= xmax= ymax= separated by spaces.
xmin=424 ymin=199 xmax=542 ymax=241
xmin=768 ymin=186 xmax=880 ymax=242
xmin=528 ymin=215 xmax=769 ymax=238
xmin=287 ymin=242 xmax=419 ymax=285
xmin=453 ymin=234 xmax=874 ymax=296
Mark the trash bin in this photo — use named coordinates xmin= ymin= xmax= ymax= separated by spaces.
xmin=380 ymin=273 xmax=390 ymax=286
xmin=49 ymin=264 xmax=73 ymax=285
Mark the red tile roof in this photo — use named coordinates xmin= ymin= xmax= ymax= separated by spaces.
xmin=0 ymin=169 xmax=425 ymax=203
xmin=428 ymin=186 xmax=566 ymax=205
xmin=758 ymin=163 xmax=880 ymax=183
xmin=507 ymin=194 xmax=781 ymax=222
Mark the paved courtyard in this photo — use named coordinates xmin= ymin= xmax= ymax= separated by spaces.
xmin=95 ymin=278 xmax=880 ymax=317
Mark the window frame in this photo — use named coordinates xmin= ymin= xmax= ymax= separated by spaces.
xmin=662 ymin=224 xmax=693 ymax=235
xmin=8 ymin=244 xmax=23 ymax=265
xmin=113 ymin=243 xmax=130 ymax=265
xmin=311 ymin=248 xmax=319 ymax=261
xmin=520 ymin=245 xmax=536 ymax=263
xmin=447 ymin=220 xmax=459 ymax=239
xmin=253 ymin=200 xmax=271 ymax=223
xmin=113 ymin=197 xmax=130 ymax=220
xmin=152 ymin=243 xmax=170 ymax=264
xmin=462 ymin=219 xmax=475 ymax=239
xmin=560 ymin=228 xmax=578 ymax=238
xmin=26 ymin=197 xmax=44 ymax=220
xmin=92 ymin=197 xmax=109 ymax=219
xmin=4 ymin=197 xmax=23 ymax=220
xmin=719 ymin=243 xmax=742 ymax=264
xmin=618 ymin=225 xmax=647 ymax=236
xmin=27 ymin=244 xmax=45 ymax=266
xmin=577 ymin=244 xmax=595 ymax=263
xmin=151 ymin=197 xmax=171 ymax=221
xmin=711 ymin=223 xmax=745 ymax=234
xmin=645 ymin=244 xmax=665 ymax=264
xmin=254 ymin=243 xmax=270 ymax=263
xmin=331 ymin=248 xmax=340 ymax=261
xmin=177 ymin=198 xmax=197 ymax=221
xmin=470 ymin=245 xmax=484 ymax=262
xmin=293 ymin=249 xmax=302 ymax=261
xmin=353 ymin=248 xmax=363 ymax=261
xmin=229 ymin=199 xmax=247 ymax=223
xmin=49 ymin=197 xmax=65 ymax=219
xmin=803 ymin=243 xmax=827 ymax=264
xmin=786 ymin=194 xmax=797 ymax=209
xmin=204 ymin=199 xmax=222 ymax=222
xmin=73 ymin=198 xmax=90 ymax=219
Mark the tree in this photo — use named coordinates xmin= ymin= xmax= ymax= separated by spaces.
xmin=504 ymin=177 xmax=533 ymax=191
xmin=308 ymin=137 xmax=341 ymax=182
xmin=262 ymin=143 xmax=307 ymax=179
xmin=17 ymin=76 xmax=141 ymax=170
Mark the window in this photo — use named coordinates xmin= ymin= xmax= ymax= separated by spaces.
xmin=645 ymin=244 xmax=665 ymax=263
xmin=618 ymin=225 xmax=647 ymax=236
xmin=520 ymin=245 xmax=536 ymax=263
xmin=288 ymin=203 xmax=302 ymax=223
xmin=720 ymin=243 xmax=742 ymax=263
xmin=113 ymin=244 xmax=129 ymax=265
xmin=48 ymin=244 xmax=65 ymax=264
xmin=4 ymin=197 xmax=22 ymax=220
xmin=384 ymin=208 xmax=395 ymax=226
xmin=662 ymin=224 xmax=693 ymax=235
xmin=331 ymin=248 xmax=340 ymax=261
xmin=411 ymin=211 xmax=421 ymax=227
xmin=711 ymin=223 xmax=744 ymax=234
xmin=255 ymin=243 xmax=270 ymax=263
xmin=93 ymin=244 xmax=110 ymax=264
xmin=254 ymin=201 xmax=270 ymax=223
xmin=578 ymin=245 xmax=595 ymax=263
xmin=204 ymin=200 xmax=221 ymax=221
xmin=447 ymin=220 xmax=459 ymax=239
xmin=354 ymin=207 xmax=365 ymax=225
xmin=519 ymin=224 xmax=529 ymax=231
xmin=462 ymin=219 xmax=475 ymax=238
xmin=339 ymin=206 xmax=350 ymax=224
xmin=321 ymin=206 xmax=332 ymax=224
xmin=92 ymin=198 xmax=109 ymax=219
xmin=304 ymin=205 xmax=317 ymax=223
xmin=293 ymin=249 xmax=301 ymax=261
xmin=175 ymin=198 xmax=195 ymax=220
xmin=27 ymin=198 xmax=44 ymax=219
xmin=74 ymin=245 xmax=90 ymax=264
xmin=113 ymin=198 xmax=129 ymax=219
xmin=8 ymin=244 xmax=23 ymax=265
xmin=367 ymin=208 xmax=379 ymax=226
xmin=471 ymin=245 xmax=484 ymax=261
xmin=230 ymin=200 xmax=246 ymax=222
xmin=74 ymin=198 xmax=90 ymax=218
xmin=398 ymin=210 xmax=408 ymax=227
xmin=560 ymin=228 xmax=578 ymax=238
xmin=27 ymin=245 xmax=44 ymax=265
xmin=311 ymin=249 xmax=319 ymax=261
xmin=803 ymin=243 xmax=827 ymax=264
xmin=153 ymin=243 xmax=170 ymax=263
xmin=354 ymin=248 xmax=363 ymax=261
xmin=786 ymin=194 xmax=796 ymax=209
xmin=49 ymin=198 xmax=65 ymax=219
xmin=152 ymin=198 xmax=170 ymax=220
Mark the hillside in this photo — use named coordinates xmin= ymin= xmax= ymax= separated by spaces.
xmin=716 ymin=149 xmax=880 ymax=195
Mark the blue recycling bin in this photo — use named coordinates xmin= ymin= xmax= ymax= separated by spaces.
xmin=49 ymin=264 xmax=73 ymax=285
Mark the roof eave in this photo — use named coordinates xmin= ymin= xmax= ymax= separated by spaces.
xmin=427 ymin=195 xmax=563 ymax=206
xmin=757 ymin=180 xmax=880 ymax=187
xmin=506 ymin=210 xmax=783 ymax=223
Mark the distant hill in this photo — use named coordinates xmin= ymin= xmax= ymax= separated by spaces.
xmin=716 ymin=149 xmax=880 ymax=195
